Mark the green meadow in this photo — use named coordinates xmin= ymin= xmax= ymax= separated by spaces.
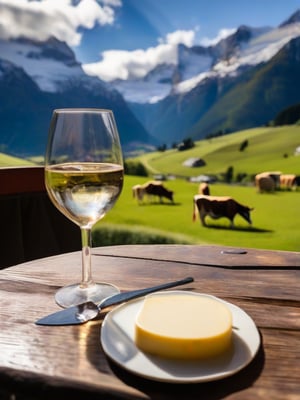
xmin=137 ymin=126 xmax=300 ymax=177
xmin=1 ymin=125 xmax=299 ymax=252
xmin=95 ymin=126 xmax=300 ymax=252
xmin=97 ymin=176 xmax=300 ymax=252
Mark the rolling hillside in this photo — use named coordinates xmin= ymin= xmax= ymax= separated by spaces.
xmin=134 ymin=126 xmax=300 ymax=179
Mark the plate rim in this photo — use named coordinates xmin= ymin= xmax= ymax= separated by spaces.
xmin=100 ymin=291 xmax=260 ymax=383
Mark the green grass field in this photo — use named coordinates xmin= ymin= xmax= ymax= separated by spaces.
xmin=1 ymin=125 xmax=299 ymax=252
xmin=96 ymin=175 xmax=300 ymax=252
xmin=103 ymin=125 xmax=299 ymax=252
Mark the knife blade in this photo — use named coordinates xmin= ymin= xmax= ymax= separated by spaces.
xmin=35 ymin=276 xmax=194 ymax=326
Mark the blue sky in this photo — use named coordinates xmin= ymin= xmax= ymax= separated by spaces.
xmin=76 ymin=0 xmax=300 ymax=60
xmin=0 ymin=0 xmax=299 ymax=81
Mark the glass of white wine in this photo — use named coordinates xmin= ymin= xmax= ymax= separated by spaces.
xmin=45 ymin=108 xmax=124 ymax=308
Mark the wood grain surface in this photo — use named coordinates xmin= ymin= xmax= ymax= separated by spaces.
xmin=0 ymin=245 xmax=299 ymax=399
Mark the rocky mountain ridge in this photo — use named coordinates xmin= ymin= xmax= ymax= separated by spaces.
xmin=1 ymin=10 xmax=300 ymax=155
xmin=0 ymin=37 xmax=157 ymax=156
xmin=125 ymin=10 xmax=300 ymax=144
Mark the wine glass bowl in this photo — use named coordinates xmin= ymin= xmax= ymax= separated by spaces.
xmin=45 ymin=109 xmax=124 ymax=308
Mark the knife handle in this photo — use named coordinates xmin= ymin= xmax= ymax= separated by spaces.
xmin=99 ymin=277 xmax=194 ymax=310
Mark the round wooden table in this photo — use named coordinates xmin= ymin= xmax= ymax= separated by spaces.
xmin=0 ymin=244 xmax=299 ymax=399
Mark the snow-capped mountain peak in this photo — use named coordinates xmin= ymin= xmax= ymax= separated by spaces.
xmin=212 ymin=22 xmax=300 ymax=75
xmin=172 ymin=19 xmax=300 ymax=96
xmin=108 ymin=11 xmax=300 ymax=103
xmin=1 ymin=10 xmax=300 ymax=107
xmin=0 ymin=36 xmax=90 ymax=93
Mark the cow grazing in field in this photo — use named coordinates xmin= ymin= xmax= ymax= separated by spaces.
xmin=132 ymin=184 xmax=146 ymax=204
xmin=144 ymin=181 xmax=174 ymax=203
xmin=199 ymin=182 xmax=210 ymax=195
xmin=280 ymin=174 xmax=297 ymax=190
xmin=255 ymin=173 xmax=276 ymax=193
xmin=193 ymin=195 xmax=253 ymax=228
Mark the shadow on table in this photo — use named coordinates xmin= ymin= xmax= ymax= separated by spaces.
xmin=108 ymin=339 xmax=265 ymax=399
xmin=87 ymin=318 xmax=265 ymax=400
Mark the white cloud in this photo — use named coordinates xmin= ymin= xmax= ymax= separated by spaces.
xmin=83 ymin=28 xmax=197 ymax=81
xmin=0 ymin=0 xmax=121 ymax=46
xmin=163 ymin=30 xmax=196 ymax=47
xmin=200 ymin=28 xmax=236 ymax=46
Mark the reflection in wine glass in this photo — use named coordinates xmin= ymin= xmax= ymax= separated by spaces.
xmin=45 ymin=109 xmax=124 ymax=308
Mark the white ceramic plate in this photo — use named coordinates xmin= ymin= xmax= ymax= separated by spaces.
xmin=100 ymin=291 xmax=260 ymax=383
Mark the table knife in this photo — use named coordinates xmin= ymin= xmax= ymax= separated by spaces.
xmin=35 ymin=276 xmax=194 ymax=326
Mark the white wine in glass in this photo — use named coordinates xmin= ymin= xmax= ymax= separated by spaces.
xmin=45 ymin=108 xmax=124 ymax=308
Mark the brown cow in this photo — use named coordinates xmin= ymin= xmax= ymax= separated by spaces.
xmin=144 ymin=181 xmax=174 ymax=203
xmin=199 ymin=182 xmax=210 ymax=195
xmin=193 ymin=195 xmax=253 ymax=228
xmin=133 ymin=181 xmax=171 ymax=204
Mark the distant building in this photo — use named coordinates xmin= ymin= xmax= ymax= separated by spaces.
xmin=183 ymin=157 xmax=206 ymax=167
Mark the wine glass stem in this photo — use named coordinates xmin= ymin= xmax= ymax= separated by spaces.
xmin=80 ymin=227 xmax=94 ymax=288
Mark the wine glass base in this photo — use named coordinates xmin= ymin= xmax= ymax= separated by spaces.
xmin=55 ymin=282 xmax=120 ymax=308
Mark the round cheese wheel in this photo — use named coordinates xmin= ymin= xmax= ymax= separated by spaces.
xmin=135 ymin=292 xmax=232 ymax=360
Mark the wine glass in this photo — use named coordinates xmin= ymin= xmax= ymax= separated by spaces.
xmin=45 ymin=108 xmax=124 ymax=308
